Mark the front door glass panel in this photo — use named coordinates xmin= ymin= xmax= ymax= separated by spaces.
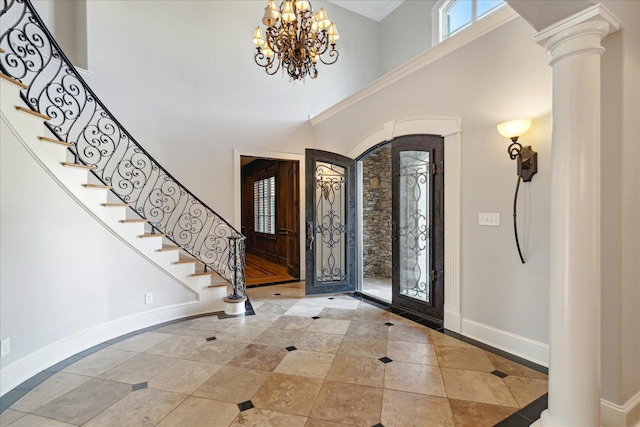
xmin=315 ymin=161 xmax=347 ymax=283
xmin=398 ymin=151 xmax=431 ymax=303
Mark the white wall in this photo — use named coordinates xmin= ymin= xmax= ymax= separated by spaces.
xmin=82 ymin=0 xmax=381 ymax=227
xmin=312 ymin=17 xmax=553 ymax=351
xmin=380 ymin=0 xmax=436 ymax=74
xmin=0 ymin=116 xmax=198 ymax=393
xmin=599 ymin=0 xmax=640 ymax=416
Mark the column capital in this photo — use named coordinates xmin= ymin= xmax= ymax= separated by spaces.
xmin=534 ymin=4 xmax=620 ymax=60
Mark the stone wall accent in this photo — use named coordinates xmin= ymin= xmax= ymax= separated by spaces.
xmin=362 ymin=145 xmax=392 ymax=278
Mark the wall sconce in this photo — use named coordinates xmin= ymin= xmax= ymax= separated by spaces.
xmin=496 ymin=119 xmax=537 ymax=264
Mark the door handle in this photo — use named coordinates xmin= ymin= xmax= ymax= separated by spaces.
xmin=306 ymin=221 xmax=315 ymax=249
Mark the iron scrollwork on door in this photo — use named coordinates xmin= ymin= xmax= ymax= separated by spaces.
xmin=398 ymin=151 xmax=431 ymax=302
xmin=315 ymin=161 xmax=347 ymax=283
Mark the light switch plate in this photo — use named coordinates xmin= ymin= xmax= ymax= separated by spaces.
xmin=479 ymin=213 xmax=500 ymax=226
xmin=145 ymin=293 xmax=153 ymax=304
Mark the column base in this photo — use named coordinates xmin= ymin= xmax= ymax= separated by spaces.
xmin=223 ymin=296 xmax=247 ymax=315
xmin=530 ymin=409 xmax=563 ymax=427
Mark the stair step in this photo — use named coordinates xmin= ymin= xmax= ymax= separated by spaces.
xmin=139 ymin=233 xmax=166 ymax=239
xmin=82 ymin=183 xmax=112 ymax=190
xmin=207 ymin=283 xmax=229 ymax=288
xmin=61 ymin=162 xmax=92 ymax=170
xmin=173 ymin=259 xmax=197 ymax=265
xmin=158 ymin=245 xmax=181 ymax=252
xmin=0 ymin=73 xmax=28 ymax=90
xmin=191 ymin=271 xmax=217 ymax=277
xmin=15 ymin=106 xmax=51 ymax=121
xmin=101 ymin=203 xmax=130 ymax=208
xmin=119 ymin=219 xmax=148 ymax=224
xmin=39 ymin=136 xmax=73 ymax=147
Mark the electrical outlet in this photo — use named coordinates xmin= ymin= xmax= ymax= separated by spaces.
xmin=1 ymin=338 xmax=10 ymax=358
xmin=479 ymin=213 xmax=500 ymax=226
xmin=145 ymin=293 xmax=153 ymax=304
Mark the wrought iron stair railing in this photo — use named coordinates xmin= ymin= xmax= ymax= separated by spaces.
xmin=0 ymin=0 xmax=246 ymax=298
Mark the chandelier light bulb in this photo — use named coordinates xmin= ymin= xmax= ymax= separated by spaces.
xmin=263 ymin=45 xmax=274 ymax=58
xmin=252 ymin=26 xmax=265 ymax=47
xmin=262 ymin=5 xmax=278 ymax=27
xmin=295 ymin=0 xmax=310 ymax=12
xmin=316 ymin=8 xmax=330 ymax=30
xmin=281 ymin=1 xmax=296 ymax=23
xmin=328 ymin=23 xmax=339 ymax=43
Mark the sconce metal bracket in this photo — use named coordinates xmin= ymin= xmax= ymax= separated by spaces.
xmin=518 ymin=146 xmax=538 ymax=182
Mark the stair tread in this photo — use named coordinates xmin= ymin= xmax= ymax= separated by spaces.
xmin=0 ymin=73 xmax=28 ymax=89
xmin=39 ymin=136 xmax=73 ymax=147
xmin=15 ymin=106 xmax=51 ymax=121
xmin=158 ymin=245 xmax=180 ymax=252
xmin=101 ymin=203 xmax=130 ymax=207
xmin=173 ymin=259 xmax=197 ymax=264
xmin=139 ymin=233 xmax=166 ymax=238
xmin=61 ymin=162 xmax=92 ymax=170
xmin=83 ymin=183 xmax=112 ymax=189
xmin=207 ymin=283 xmax=229 ymax=288
xmin=191 ymin=271 xmax=217 ymax=277
xmin=119 ymin=219 xmax=148 ymax=223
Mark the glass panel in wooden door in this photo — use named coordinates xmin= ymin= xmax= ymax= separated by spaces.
xmin=305 ymin=149 xmax=356 ymax=295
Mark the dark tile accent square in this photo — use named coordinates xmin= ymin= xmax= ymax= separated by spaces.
xmin=286 ymin=346 xmax=297 ymax=352
xmin=312 ymin=316 xmax=320 ymax=319
xmin=491 ymin=370 xmax=508 ymax=378
xmin=494 ymin=413 xmax=532 ymax=427
xmin=238 ymin=400 xmax=254 ymax=411
xmin=132 ymin=382 xmax=147 ymax=391
xmin=379 ymin=357 xmax=393 ymax=364
xmin=372 ymin=424 xmax=385 ymax=427
xmin=328 ymin=297 xmax=335 ymax=300
xmin=206 ymin=336 xmax=217 ymax=341
xmin=385 ymin=322 xmax=394 ymax=326
xmin=274 ymin=293 xmax=281 ymax=296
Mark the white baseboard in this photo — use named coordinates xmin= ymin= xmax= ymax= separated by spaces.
xmin=0 ymin=301 xmax=219 ymax=397
xmin=460 ymin=318 xmax=549 ymax=367
xmin=444 ymin=307 xmax=461 ymax=333
xmin=602 ymin=391 xmax=640 ymax=427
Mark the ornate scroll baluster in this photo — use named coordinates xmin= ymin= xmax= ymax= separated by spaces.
xmin=0 ymin=0 xmax=246 ymax=297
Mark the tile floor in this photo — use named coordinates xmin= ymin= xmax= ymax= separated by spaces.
xmin=0 ymin=282 xmax=548 ymax=426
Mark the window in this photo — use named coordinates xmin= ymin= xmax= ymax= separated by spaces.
xmin=434 ymin=0 xmax=504 ymax=42
xmin=254 ymin=176 xmax=276 ymax=234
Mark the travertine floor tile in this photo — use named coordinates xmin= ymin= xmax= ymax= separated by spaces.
xmin=295 ymin=297 xmax=330 ymax=307
xmin=325 ymin=298 xmax=360 ymax=309
xmin=325 ymin=354 xmax=385 ymax=387
xmin=338 ymin=335 xmax=387 ymax=359
xmin=381 ymin=389 xmax=454 ymax=427
xmin=230 ymin=408 xmax=307 ymax=426
xmin=214 ymin=324 xmax=268 ymax=343
xmin=448 ymin=398 xmax=517 ymax=427
xmin=0 ymin=408 xmax=26 ymax=426
xmin=386 ymin=340 xmax=438 ymax=366
xmin=99 ymin=353 xmax=175 ymax=384
xmin=226 ymin=343 xmax=288 ymax=371
xmin=485 ymin=351 xmax=548 ymax=380
xmin=384 ymin=361 xmax=447 ymax=397
xmin=345 ymin=320 xmax=389 ymax=340
xmin=441 ymin=367 xmax=519 ymax=407
xmin=10 ymin=372 xmax=91 ymax=412
xmin=148 ymin=359 xmax=221 ymax=394
xmin=62 ymin=348 xmax=135 ymax=377
xmin=32 ymin=378 xmax=131 ymax=425
xmin=252 ymin=372 xmax=323 ymax=416
xmin=145 ymin=334 xmax=207 ymax=359
xmin=503 ymin=375 xmax=548 ymax=407
xmin=275 ymin=350 xmax=335 ymax=379
xmin=436 ymin=346 xmax=495 ymax=372
xmin=83 ymin=387 xmax=186 ymax=427
xmin=253 ymin=327 xmax=305 ymax=348
xmin=284 ymin=305 xmax=324 ymax=317
xmin=186 ymin=339 xmax=248 ymax=365
xmin=1 ymin=414 xmax=76 ymax=427
xmin=309 ymin=381 xmax=382 ymax=425
xmin=270 ymin=315 xmax=314 ymax=330
xmin=429 ymin=330 xmax=475 ymax=349
xmin=388 ymin=324 xmax=433 ymax=344
xmin=317 ymin=307 xmax=356 ymax=321
xmin=259 ymin=301 xmax=298 ymax=316
xmin=193 ymin=366 xmax=269 ymax=404
xmin=156 ymin=396 xmax=239 ymax=427
xmin=295 ymin=332 xmax=344 ymax=354
xmin=231 ymin=312 xmax=282 ymax=328
xmin=305 ymin=418 xmax=351 ymax=427
xmin=306 ymin=318 xmax=351 ymax=335
xmin=109 ymin=331 xmax=172 ymax=352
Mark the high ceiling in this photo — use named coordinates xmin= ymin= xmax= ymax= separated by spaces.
xmin=327 ymin=0 xmax=405 ymax=22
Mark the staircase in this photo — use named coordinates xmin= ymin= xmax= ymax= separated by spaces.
xmin=0 ymin=0 xmax=246 ymax=314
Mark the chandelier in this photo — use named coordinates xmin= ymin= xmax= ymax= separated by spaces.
xmin=252 ymin=0 xmax=340 ymax=81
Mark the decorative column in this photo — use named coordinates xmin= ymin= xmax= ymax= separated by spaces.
xmin=532 ymin=6 xmax=620 ymax=426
